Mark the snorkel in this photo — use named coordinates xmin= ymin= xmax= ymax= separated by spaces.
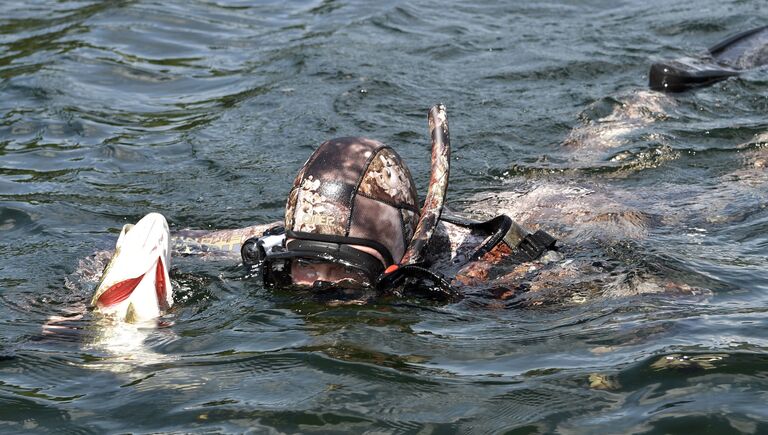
xmin=400 ymin=104 xmax=451 ymax=266
xmin=375 ymin=103 xmax=555 ymax=297
xmin=374 ymin=104 xmax=457 ymax=296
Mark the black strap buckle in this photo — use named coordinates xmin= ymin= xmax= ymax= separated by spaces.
xmin=515 ymin=230 xmax=557 ymax=262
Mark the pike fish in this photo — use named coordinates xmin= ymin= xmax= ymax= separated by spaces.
xmin=90 ymin=212 xmax=173 ymax=323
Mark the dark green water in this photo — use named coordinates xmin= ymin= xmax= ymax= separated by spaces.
xmin=2 ymin=0 xmax=768 ymax=433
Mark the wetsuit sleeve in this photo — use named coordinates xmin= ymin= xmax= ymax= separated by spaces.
xmin=172 ymin=221 xmax=283 ymax=257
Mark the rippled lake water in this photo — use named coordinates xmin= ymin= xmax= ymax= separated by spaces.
xmin=1 ymin=0 xmax=767 ymax=433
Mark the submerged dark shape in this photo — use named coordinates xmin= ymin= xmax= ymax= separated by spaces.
xmin=649 ymin=26 xmax=768 ymax=92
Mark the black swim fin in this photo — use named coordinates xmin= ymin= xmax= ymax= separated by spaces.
xmin=649 ymin=25 xmax=768 ymax=92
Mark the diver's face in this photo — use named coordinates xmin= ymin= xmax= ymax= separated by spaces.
xmin=290 ymin=259 xmax=370 ymax=287
xmin=287 ymin=243 xmax=384 ymax=288
xmin=287 ymin=239 xmax=386 ymax=287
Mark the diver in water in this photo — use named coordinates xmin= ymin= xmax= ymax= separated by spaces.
xmin=90 ymin=105 xmax=557 ymax=322
xmin=246 ymin=130 xmax=556 ymax=297
xmin=187 ymin=105 xmax=556 ymax=299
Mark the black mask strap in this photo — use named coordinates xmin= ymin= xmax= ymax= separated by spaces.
xmin=284 ymin=239 xmax=385 ymax=279
xmin=286 ymin=230 xmax=394 ymax=266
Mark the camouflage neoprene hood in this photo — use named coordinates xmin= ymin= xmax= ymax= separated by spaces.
xmin=284 ymin=137 xmax=420 ymax=270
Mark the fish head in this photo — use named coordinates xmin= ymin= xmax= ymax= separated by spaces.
xmin=91 ymin=213 xmax=173 ymax=323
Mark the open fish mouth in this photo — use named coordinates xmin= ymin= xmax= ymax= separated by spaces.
xmin=91 ymin=213 xmax=173 ymax=323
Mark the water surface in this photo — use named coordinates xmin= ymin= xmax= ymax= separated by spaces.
xmin=1 ymin=0 xmax=767 ymax=433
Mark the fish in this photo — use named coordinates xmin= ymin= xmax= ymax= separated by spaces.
xmin=90 ymin=212 xmax=173 ymax=323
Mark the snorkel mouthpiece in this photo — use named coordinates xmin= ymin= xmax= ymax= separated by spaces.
xmin=91 ymin=213 xmax=173 ymax=323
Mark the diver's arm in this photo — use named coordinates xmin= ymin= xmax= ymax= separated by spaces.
xmin=172 ymin=222 xmax=282 ymax=258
